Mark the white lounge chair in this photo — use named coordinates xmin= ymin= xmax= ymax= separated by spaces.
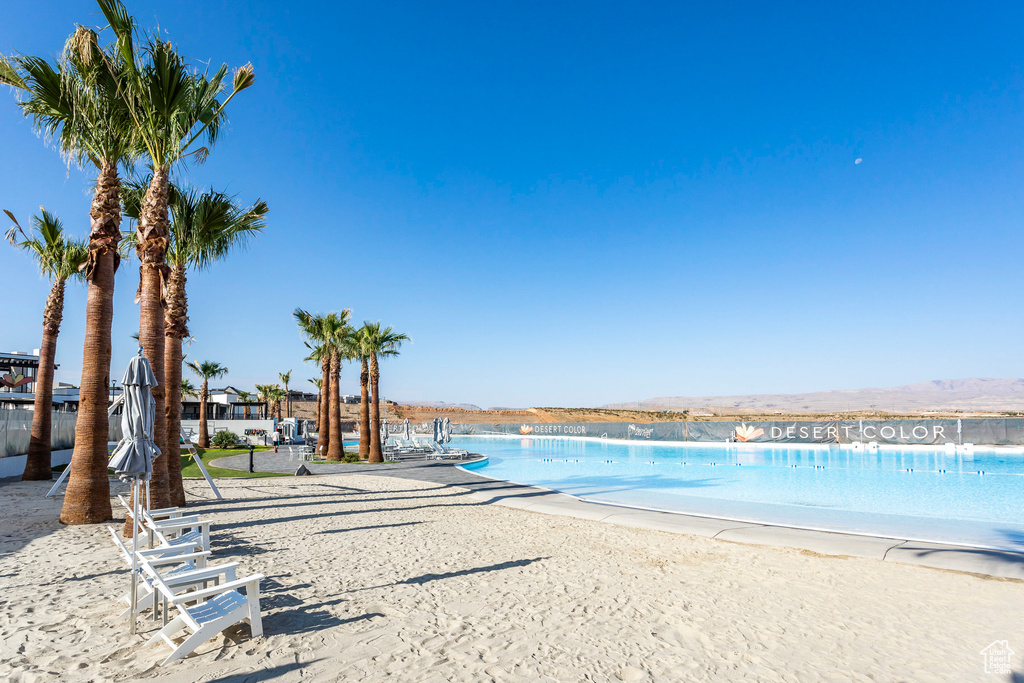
xmin=143 ymin=516 xmax=212 ymax=553
xmin=144 ymin=564 xmax=265 ymax=664
xmin=108 ymin=528 xmax=233 ymax=618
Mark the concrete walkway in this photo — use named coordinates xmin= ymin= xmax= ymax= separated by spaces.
xmin=212 ymin=446 xmax=1024 ymax=580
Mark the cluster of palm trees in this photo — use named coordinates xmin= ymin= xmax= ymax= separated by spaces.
xmin=1 ymin=0 xmax=265 ymax=525
xmin=294 ymin=311 xmax=408 ymax=463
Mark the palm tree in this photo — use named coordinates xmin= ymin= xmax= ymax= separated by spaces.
xmin=360 ymin=323 xmax=409 ymax=463
xmin=185 ymin=360 xmax=228 ymax=448
xmin=236 ymin=390 xmax=252 ymax=419
xmin=294 ymin=310 xmax=332 ymax=457
xmin=324 ymin=313 xmax=353 ymax=461
xmin=279 ymin=370 xmax=292 ymax=418
xmin=2 ymin=25 xmax=137 ymax=524
xmin=123 ymin=181 xmax=266 ymax=505
xmin=99 ymin=0 xmax=255 ymax=507
xmin=254 ymin=384 xmax=273 ymax=420
xmin=5 ymin=210 xmax=87 ymax=480
xmin=180 ymin=378 xmax=197 ymax=400
xmin=308 ymin=378 xmax=322 ymax=431
xmin=353 ymin=328 xmax=372 ymax=458
xmin=255 ymin=383 xmax=285 ymax=421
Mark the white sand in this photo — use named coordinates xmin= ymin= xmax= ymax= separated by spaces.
xmin=1 ymin=474 xmax=1022 ymax=682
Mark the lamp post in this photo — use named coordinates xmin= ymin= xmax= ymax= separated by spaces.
xmin=248 ymin=444 xmax=254 ymax=473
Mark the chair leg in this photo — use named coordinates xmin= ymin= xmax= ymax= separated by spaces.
xmin=246 ymin=583 xmax=263 ymax=637
xmin=161 ymin=625 xmax=216 ymax=665
xmin=146 ymin=614 xmax=185 ymax=647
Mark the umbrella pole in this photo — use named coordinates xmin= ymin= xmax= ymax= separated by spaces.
xmin=130 ymin=478 xmax=139 ymax=635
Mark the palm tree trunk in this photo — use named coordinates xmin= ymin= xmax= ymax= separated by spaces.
xmin=327 ymin=350 xmax=343 ymax=461
xmin=313 ymin=388 xmax=320 ymax=432
xmin=164 ymin=335 xmax=184 ymax=505
xmin=319 ymin=358 xmax=330 ymax=458
xmin=163 ymin=264 xmax=187 ymax=506
xmin=198 ymin=379 xmax=210 ymax=448
xmin=359 ymin=357 xmax=370 ymax=457
xmin=285 ymin=383 xmax=291 ymax=418
xmin=24 ymin=278 xmax=65 ymax=480
xmin=369 ymin=352 xmax=382 ymax=463
xmin=137 ymin=165 xmax=171 ymax=511
xmin=61 ymin=162 xmax=119 ymax=525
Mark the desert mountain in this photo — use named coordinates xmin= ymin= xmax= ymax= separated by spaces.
xmin=603 ymin=378 xmax=1024 ymax=413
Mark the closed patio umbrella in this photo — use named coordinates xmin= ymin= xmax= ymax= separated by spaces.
xmin=107 ymin=349 xmax=161 ymax=635
xmin=442 ymin=417 xmax=451 ymax=443
xmin=403 ymin=418 xmax=411 ymax=441
xmin=380 ymin=417 xmax=388 ymax=444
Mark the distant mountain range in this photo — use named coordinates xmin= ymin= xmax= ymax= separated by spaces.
xmin=398 ymin=400 xmax=483 ymax=411
xmin=602 ymin=378 xmax=1024 ymax=413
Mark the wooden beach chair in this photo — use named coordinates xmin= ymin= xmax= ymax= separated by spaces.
xmin=143 ymin=515 xmax=213 ymax=553
xmin=108 ymin=528 xmax=236 ymax=617
xmin=145 ymin=564 xmax=265 ymax=664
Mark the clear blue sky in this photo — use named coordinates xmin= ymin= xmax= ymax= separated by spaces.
xmin=3 ymin=1 xmax=1024 ymax=408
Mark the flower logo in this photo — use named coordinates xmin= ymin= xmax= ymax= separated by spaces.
xmin=734 ymin=423 xmax=764 ymax=442
xmin=0 ymin=373 xmax=32 ymax=389
xmin=519 ymin=425 xmax=533 ymax=435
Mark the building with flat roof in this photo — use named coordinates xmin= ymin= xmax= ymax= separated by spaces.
xmin=0 ymin=350 xmax=80 ymax=411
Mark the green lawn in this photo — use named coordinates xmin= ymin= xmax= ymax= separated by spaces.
xmin=181 ymin=446 xmax=290 ymax=478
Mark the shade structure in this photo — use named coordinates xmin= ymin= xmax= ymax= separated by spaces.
xmin=380 ymin=418 xmax=388 ymax=443
xmin=106 ymin=349 xmax=160 ymax=636
xmin=442 ymin=417 xmax=451 ymax=443
xmin=432 ymin=417 xmax=440 ymax=443
xmin=403 ymin=418 xmax=411 ymax=441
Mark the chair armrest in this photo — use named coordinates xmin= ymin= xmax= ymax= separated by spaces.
xmin=163 ymin=562 xmax=239 ymax=587
xmin=138 ymin=549 xmax=211 ymax=565
xmin=148 ymin=519 xmax=211 ymax=531
xmin=170 ymin=574 xmax=265 ymax=605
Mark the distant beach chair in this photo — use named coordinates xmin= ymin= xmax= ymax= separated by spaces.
xmin=144 ymin=563 xmax=265 ymax=664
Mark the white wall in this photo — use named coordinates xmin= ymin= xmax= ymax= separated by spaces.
xmin=0 ymin=447 xmax=73 ymax=480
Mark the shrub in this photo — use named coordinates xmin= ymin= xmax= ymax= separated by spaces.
xmin=211 ymin=430 xmax=240 ymax=449
xmin=343 ymin=452 xmax=360 ymax=463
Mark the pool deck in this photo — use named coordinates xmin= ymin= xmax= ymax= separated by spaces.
xmin=213 ymin=448 xmax=1024 ymax=581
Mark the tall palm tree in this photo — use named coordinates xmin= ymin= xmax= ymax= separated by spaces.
xmin=308 ymin=378 xmax=322 ymax=430
xmin=353 ymin=328 xmax=372 ymax=458
xmin=302 ymin=344 xmax=328 ymax=434
xmin=360 ymin=323 xmax=409 ymax=463
xmin=324 ymin=313 xmax=353 ymax=461
xmin=123 ymin=181 xmax=266 ymax=506
xmin=2 ymin=25 xmax=137 ymax=524
xmin=294 ymin=310 xmax=332 ymax=457
xmin=279 ymin=370 xmax=292 ymax=418
xmin=99 ymin=0 xmax=255 ymax=507
xmin=180 ymin=378 xmax=197 ymax=400
xmin=5 ymin=210 xmax=87 ymax=481
xmin=185 ymin=360 xmax=228 ymax=448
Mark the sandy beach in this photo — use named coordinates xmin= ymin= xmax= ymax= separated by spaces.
xmin=1 ymin=473 xmax=1022 ymax=682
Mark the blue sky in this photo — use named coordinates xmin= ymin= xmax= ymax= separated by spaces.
xmin=3 ymin=1 xmax=1024 ymax=408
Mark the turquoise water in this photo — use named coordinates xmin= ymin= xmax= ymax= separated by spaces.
xmin=452 ymin=436 xmax=1024 ymax=550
